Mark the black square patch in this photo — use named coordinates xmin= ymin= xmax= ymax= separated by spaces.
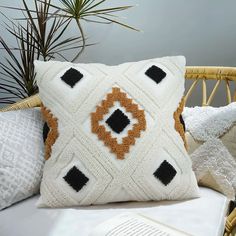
xmin=145 ymin=65 xmax=166 ymax=84
xmin=106 ymin=109 xmax=130 ymax=134
xmin=153 ymin=160 xmax=177 ymax=186
xmin=61 ymin=68 xmax=83 ymax=88
xmin=63 ymin=166 xmax=89 ymax=192
xmin=43 ymin=122 xmax=49 ymax=143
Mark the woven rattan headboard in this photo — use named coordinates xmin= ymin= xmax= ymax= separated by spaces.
xmin=1 ymin=66 xmax=236 ymax=112
xmin=185 ymin=66 xmax=236 ymax=106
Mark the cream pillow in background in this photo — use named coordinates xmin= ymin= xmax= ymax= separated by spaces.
xmin=183 ymin=103 xmax=236 ymax=199
xmin=35 ymin=56 xmax=199 ymax=208
xmin=0 ymin=108 xmax=44 ymax=210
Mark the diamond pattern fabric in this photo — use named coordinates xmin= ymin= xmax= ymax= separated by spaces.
xmin=91 ymin=87 xmax=146 ymax=159
xmin=34 ymin=56 xmax=199 ymax=207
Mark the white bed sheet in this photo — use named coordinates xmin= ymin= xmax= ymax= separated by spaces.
xmin=0 ymin=187 xmax=229 ymax=236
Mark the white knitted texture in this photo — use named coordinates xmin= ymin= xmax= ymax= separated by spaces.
xmin=0 ymin=109 xmax=44 ymax=210
xmin=183 ymin=103 xmax=236 ymax=141
xmin=183 ymin=103 xmax=236 ymax=199
xmin=191 ymin=138 xmax=236 ymax=200
xmin=35 ymin=56 xmax=199 ymax=207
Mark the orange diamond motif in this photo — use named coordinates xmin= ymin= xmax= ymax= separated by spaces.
xmin=91 ymin=87 xmax=146 ymax=159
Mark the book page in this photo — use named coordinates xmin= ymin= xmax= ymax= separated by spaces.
xmin=89 ymin=213 xmax=192 ymax=236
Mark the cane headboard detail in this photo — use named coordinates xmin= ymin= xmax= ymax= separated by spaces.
xmin=185 ymin=66 xmax=236 ymax=106
xmin=1 ymin=66 xmax=236 ymax=112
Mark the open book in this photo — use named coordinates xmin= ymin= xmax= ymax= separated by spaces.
xmin=89 ymin=213 xmax=192 ymax=236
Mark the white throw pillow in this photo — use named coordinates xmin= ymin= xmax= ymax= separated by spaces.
xmin=0 ymin=108 xmax=44 ymax=210
xmin=183 ymin=103 xmax=236 ymax=199
xmin=35 ymin=56 xmax=199 ymax=207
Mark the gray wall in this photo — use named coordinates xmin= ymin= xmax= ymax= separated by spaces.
xmin=1 ymin=0 xmax=236 ymax=107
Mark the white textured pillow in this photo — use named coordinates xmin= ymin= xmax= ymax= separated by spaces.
xmin=183 ymin=103 xmax=236 ymax=199
xmin=35 ymin=56 xmax=199 ymax=207
xmin=0 ymin=108 xmax=44 ymax=210
xmin=191 ymin=138 xmax=236 ymax=200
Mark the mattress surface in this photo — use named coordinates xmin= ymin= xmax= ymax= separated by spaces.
xmin=0 ymin=187 xmax=228 ymax=236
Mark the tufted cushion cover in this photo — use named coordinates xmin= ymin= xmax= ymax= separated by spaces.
xmin=35 ymin=56 xmax=199 ymax=207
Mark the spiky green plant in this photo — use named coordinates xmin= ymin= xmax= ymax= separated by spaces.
xmin=45 ymin=0 xmax=138 ymax=61
xmin=4 ymin=0 xmax=84 ymax=61
xmin=0 ymin=0 xmax=137 ymax=104
xmin=0 ymin=23 xmax=40 ymax=103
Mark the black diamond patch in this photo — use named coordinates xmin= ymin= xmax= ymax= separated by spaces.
xmin=61 ymin=68 xmax=83 ymax=88
xmin=106 ymin=109 xmax=130 ymax=134
xmin=63 ymin=166 xmax=89 ymax=192
xmin=145 ymin=65 xmax=166 ymax=84
xmin=153 ymin=160 xmax=177 ymax=186
xmin=43 ymin=122 xmax=49 ymax=143
xmin=180 ymin=114 xmax=186 ymax=132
